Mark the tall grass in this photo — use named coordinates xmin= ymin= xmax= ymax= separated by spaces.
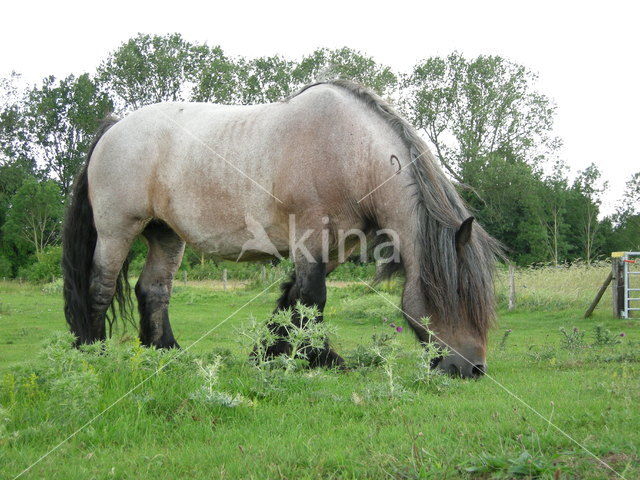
xmin=495 ymin=261 xmax=613 ymax=312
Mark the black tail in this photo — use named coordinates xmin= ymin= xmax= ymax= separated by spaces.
xmin=62 ymin=116 xmax=132 ymax=344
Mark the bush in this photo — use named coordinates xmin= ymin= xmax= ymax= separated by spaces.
xmin=0 ymin=256 xmax=11 ymax=278
xmin=18 ymin=246 xmax=62 ymax=283
xmin=329 ymin=261 xmax=376 ymax=281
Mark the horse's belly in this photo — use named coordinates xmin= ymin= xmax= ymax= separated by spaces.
xmin=165 ymin=206 xmax=289 ymax=261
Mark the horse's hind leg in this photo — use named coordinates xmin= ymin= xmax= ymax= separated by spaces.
xmin=89 ymin=235 xmax=136 ymax=341
xmin=136 ymin=221 xmax=185 ymax=349
xmin=268 ymin=259 xmax=344 ymax=368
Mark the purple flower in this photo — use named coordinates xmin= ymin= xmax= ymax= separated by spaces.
xmin=396 ymin=326 xmax=403 ymax=333
xmin=620 ymin=332 xmax=626 ymax=337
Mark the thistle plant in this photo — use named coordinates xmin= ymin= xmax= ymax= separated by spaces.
xmin=559 ymin=326 xmax=585 ymax=350
xmin=414 ymin=319 xmax=450 ymax=386
xmin=191 ymin=356 xmax=246 ymax=407
xmin=239 ymin=302 xmax=335 ymax=374
xmin=592 ymin=324 xmax=622 ymax=347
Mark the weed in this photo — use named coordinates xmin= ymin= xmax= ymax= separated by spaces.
xmin=465 ymin=451 xmax=556 ymax=477
xmin=592 ymin=324 xmax=622 ymax=347
xmin=239 ymin=302 xmax=335 ymax=373
xmin=190 ymin=357 xmax=248 ymax=407
xmin=499 ymin=328 xmax=513 ymax=351
xmin=346 ymin=331 xmax=397 ymax=369
xmin=559 ymin=326 xmax=586 ymax=349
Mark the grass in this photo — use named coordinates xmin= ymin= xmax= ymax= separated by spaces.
xmin=0 ymin=263 xmax=639 ymax=479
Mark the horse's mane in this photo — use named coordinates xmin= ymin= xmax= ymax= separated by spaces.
xmin=290 ymin=79 xmax=501 ymax=336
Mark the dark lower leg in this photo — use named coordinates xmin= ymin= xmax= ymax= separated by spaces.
xmin=266 ymin=264 xmax=344 ymax=368
xmin=86 ymin=269 xmax=117 ymax=342
xmin=136 ymin=282 xmax=179 ymax=348
xmin=136 ymin=221 xmax=184 ymax=349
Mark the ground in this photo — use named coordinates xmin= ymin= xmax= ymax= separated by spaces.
xmin=0 ymin=267 xmax=639 ymax=479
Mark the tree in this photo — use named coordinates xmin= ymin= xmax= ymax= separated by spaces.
xmin=461 ymin=154 xmax=549 ymax=265
xmin=615 ymin=171 xmax=640 ymax=222
xmin=190 ymin=45 xmax=238 ymax=104
xmin=0 ymin=73 xmax=38 ymax=262
xmin=293 ymin=47 xmax=397 ymax=96
xmin=539 ymin=160 xmax=571 ymax=265
xmin=26 ymin=73 xmax=112 ymax=196
xmin=569 ymin=163 xmax=608 ymax=264
xmin=98 ymin=33 xmax=207 ymax=110
xmin=603 ymin=171 xmax=640 ymax=253
xmin=402 ymin=53 xmax=558 ymax=182
xmin=235 ymin=55 xmax=297 ymax=104
xmin=2 ymin=177 xmax=63 ymax=256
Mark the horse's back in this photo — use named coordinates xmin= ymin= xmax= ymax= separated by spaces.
xmin=86 ymin=85 xmax=405 ymax=256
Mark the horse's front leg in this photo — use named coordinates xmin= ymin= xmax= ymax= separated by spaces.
xmin=136 ymin=221 xmax=185 ymax=349
xmin=266 ymin=258 xmax=344 ymax=368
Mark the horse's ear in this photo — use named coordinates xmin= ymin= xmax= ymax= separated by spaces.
xmin=455 ymin=217 xmax=474 ymax=254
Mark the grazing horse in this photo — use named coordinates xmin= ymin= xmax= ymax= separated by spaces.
xmin=62 ymin=80 xmax=500 ymax=378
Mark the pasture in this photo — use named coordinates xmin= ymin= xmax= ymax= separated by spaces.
xmin=0 ymin=264 xmax=639 ymax=479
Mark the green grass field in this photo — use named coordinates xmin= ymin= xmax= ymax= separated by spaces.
xmin=0 ymin=265 xmax=639 ymax=479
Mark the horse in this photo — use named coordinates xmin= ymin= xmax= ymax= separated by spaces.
xmin=62 ymin=79 xmax=500 ymax=378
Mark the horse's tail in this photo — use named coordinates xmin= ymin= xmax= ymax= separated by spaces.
xmin=62 ymin=116 xmax=130 ymax=344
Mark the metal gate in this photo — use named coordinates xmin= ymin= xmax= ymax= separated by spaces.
xmin=622 ymin=252 xmax=640 ymax=318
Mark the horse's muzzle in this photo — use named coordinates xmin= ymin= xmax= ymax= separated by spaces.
xmin=433 ymin=353 xmax=487 ymax=379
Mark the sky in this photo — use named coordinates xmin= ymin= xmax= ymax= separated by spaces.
xmin=1 ymin=0 xmax=638 ymax=214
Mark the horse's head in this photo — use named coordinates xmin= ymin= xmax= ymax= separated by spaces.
xmin=417 ymin=217 xmax=497 ymax=379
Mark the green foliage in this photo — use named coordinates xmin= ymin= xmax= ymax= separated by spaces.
xmin=98 ymin=33 xmax=210 ymax=110
xmin=26 ymin=73 xmax=112 ymax=195
xmin=465 ymin=451 xmax=555 ymax=477
xmin=235 ymin=55 xmax=297 ymax=105
xmin=592 ymin=324 xmax=622 ymax=347
xmin=240 ymin=302 xmax=335 ymax=373
xmin=402 ymin=52 xmax=557 ymax=177
xmin=399 ymin=52 xmax=633 ymax=264
xmin=16 ymin=246 xmax=61 ymax=283
xmin=0 ymin=255 xmax=11 ymax=278
xmin=559 ymin=326 xmax=586 ymax=349
xmin=293 ymin=47 xmax=397 ymax=96
xmin=1 ymin=177 xmax=63 ymax=257
xmin=1 ymin=39 xmax=637 ymax=277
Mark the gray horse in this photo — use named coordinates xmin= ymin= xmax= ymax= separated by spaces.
xmin=62 ymin=80 xmax=500 ymax=378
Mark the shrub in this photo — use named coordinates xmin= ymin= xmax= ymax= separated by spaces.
xmin=19 ymin=246 xmax=62 ymax=283
xmin=0 ymin=256 xmax=12 ymax=278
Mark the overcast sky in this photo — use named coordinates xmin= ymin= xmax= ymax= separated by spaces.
xmin=1 ymin=0 xmax=637 ymax=214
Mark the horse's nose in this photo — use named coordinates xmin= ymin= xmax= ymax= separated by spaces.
xmin=437 ymin=353 xmax=487 ymax=379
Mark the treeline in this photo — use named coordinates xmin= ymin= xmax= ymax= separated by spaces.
xmin=0 ymin=33 xmax=638 ymax=280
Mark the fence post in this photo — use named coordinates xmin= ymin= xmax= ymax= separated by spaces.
xmin=261 ymin=264 xmax=266 ymax=283
xmin=612 ymin=256 xmax=625 ymax=318
xmin=508 ymin=264 xmax=516 ymax=311
xmin=182 ymin=270 xmax=187 ymax=285
xmin=222 ymin=268 xmax=227 ymax=291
